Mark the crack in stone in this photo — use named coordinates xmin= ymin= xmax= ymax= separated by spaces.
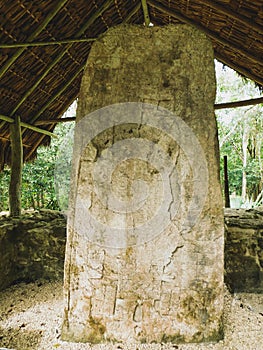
xmin=168 ymin=149 xmax=180 ymax=222
xmin=163 ymin=245 xmax=184 ymax=275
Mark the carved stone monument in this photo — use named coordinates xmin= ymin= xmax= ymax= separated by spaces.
xmin=62 ymin=24 xmax=224 ymax=344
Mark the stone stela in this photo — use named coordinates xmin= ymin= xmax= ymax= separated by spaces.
xmin=61 ymin=24 xmax=224 ymax=344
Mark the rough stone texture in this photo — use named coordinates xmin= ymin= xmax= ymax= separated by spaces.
xmin=0 ymin=209 xmax=261 ymax=295
xmin=224 ymin=207 xmax=263 ymax=293
xmin=62 ymin=24 xmax=224 ymax=344
xmin=0 ymin=210 xmax=66 ymax=290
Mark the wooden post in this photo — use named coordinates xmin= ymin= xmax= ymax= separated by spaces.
xmin=141 ymin=0 xmax=151 ymax=26
xmin=224 ymin=155 xmax=230 ymax=208
xmin=9 ymin=116 xmax=23 ymax=216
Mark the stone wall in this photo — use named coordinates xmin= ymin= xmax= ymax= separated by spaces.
xmin=0 ymin=210 xmax=66 ymax=291
xmin=225 ymin=207 xmax=263 ymax=293
xmin=0 ymin=208 xmax=262 ymax=293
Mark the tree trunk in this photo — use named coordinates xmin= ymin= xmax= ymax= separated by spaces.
xmin=9 ymin=116 xmax=23 ymax=216
xmin=256 ymin=134 xmax=263 ymax=200
xmin=241 ymin=120 xmax=249 ymax=203
xmin=224 ymin=155 xmax=231 ymax=207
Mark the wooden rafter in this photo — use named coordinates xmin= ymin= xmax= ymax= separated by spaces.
xmin=10 ymin=51 xmax=68 ymax=117
xmin=215 ymin=97 xmax=263 ymax=110
xmin=35 ymin=96 xmax=263 ymax=127
xmin=0 ymin=37 xmax=97 ymax=48
xmin=9 ymin=0 xmax=114 ymax=118
xmin=201 ymin=0 xmax=263 ymax=35
xmin=0 ymin=135 xmax=31 ymax=147
xmin=35 ymin=117 xmax=76 ymax=125
xmin=0 ymin=114 xmax=57 ymax=138
xmin=0 ymin=0 xmax=262 ymax=170
xmin=215 ymin=52 xmax=263 ymax=87
xmin=124 ymin=2 xmax=142 ymax=23
xmin=148 ymin=1 xmax=262 ymax=68
xmin=0 ymin=0 xmax=69 ymax=78
xmin=75 ymin=0 xmax=114 ymax=36
xmin=15 ymin=64 xmax=84 ymax=159
xmin=0 ymin=64 xmax=83 ymax=138
xmin=29 ymin=64 xmax=85 ymax=126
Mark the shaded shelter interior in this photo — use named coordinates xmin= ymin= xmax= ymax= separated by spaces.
xmin=0 ymin=0 xmax=262 ymax=169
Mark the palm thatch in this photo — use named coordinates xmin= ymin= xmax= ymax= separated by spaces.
xmin=0 ymin=0 xmax=262 ymax=169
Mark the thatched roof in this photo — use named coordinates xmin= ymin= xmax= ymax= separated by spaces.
xmin=0 ymin=0 xmax=262 ymax=169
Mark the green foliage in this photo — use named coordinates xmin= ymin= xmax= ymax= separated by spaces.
xmin=0 ymin=121 xmax=74 ymax=212
xmin=216 ymin=62 xmax=263 ymax=206
xmin=1 ymin=66 xmax=262 ymax=212
xmin=0 ymin=168 xmax=10 ymax=211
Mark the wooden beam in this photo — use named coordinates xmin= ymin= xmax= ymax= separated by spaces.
xmin=0 ymin=114 xmax=57 ymax=138
xmin=34 ymin=96 xmax=263 ymax=126
xmin=215 ymin=97 xmax=263 ymax=110
xmin=0 ymin=37 xmax=96 ymax=48
xmin=148 ymin=0 xmax=262 ymax=66
xmin=74 ymin=0 xmax=114 ymax=36
xmin=9 ymin=116 xmax=23 ymax=217
xmin=215 ymin=53 xmax=263 ymax=87
xmin=10 ymin=0 xmax=113 ymax=117
xmin=0 ymin=64 xmax=83 ymax=147
xmin=29 ymin=63 xmax=84 ymax=125
xmin=201 ymin=0 xmax=263 ymax=36
xmin=10 ymin=52 xmax=70 ymax=116
xmin=35 ymin=117 xmax=76 ymax=125
xmin=141 ymin=0 xmax=151 ymax=26
xmin=0 ymin=135 xmax=31 ymax=147
xmin=124 ymin=2 xmax=142 ymax=23
xmin=21 ymin=121 xmax=57 ymax=138
xmin=0 ymin=0 xmax=69 ymax=78
xmin=21 ymin=65 xmax=85 ymax=160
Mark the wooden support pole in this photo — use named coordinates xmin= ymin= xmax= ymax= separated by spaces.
xmin=141 ymin=0 xmax=151 ymax=26
xmin=9 ymin=116 xmax=23 ymax=217
xmin=224 ymin=155 xmax=230 ymax=208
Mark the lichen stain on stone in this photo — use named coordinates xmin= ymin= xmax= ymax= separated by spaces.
xmin=124 ymin=246 xmax=134 ymax=263
xmin=85 ymin=316 xmax=106 ymax=344
xmin=161 ymin=333 xmax=185 ymax=344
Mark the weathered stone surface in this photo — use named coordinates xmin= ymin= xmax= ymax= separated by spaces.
xmin=1 ymin=209 xmax=261 ymax=295
xmin=0 ymin=210 xmax=66 ymax=290
xmin=62 ymin=24 xmax=224 ymax=344
xmin=1 ymin=207 xmax=261 ymax=298
xmin=224 ymin=207 xmax=263 ymax=292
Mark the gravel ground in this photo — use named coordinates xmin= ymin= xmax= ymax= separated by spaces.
xmin=0 ymin=280 xmax=262 ymax=350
